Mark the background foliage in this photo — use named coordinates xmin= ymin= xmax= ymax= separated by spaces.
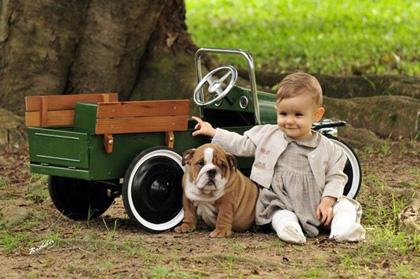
xmin=186 ymin=0 xmax=419 ymax=75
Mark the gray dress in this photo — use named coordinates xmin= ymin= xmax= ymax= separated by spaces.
xmin=255 ymin=133 xmax=325 ymax=237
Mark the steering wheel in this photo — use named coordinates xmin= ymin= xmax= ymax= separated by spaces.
xmin=193 ymin=65 xmax=238 ymax=106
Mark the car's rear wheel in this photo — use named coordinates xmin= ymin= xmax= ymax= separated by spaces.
xmin=122 ymin=147 xmax=184 ymax=232
xmin=326 ymin=136 xmax=362 ymax=199
xmin=48 ymin=176 xmax=116 ymax=220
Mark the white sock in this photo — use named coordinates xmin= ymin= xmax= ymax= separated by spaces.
xmin=330 ymin=199 xmax=366 ymax=242
xmin=272 ymin=210 xmax=306 ymax=244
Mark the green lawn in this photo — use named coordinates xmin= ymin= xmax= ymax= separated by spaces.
xmin=186 ymin=0 xmax=419 ymax=76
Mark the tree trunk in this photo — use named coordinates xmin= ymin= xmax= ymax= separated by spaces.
xmin=0 ymin=0 xmax=89 ymax=115
xmin=0 ymin=108 xmax=25 ymax=148
xmin=128 ymin=0 xmax=198 ymax=106
xmin=0 ymin=0 xmax=197 ymax=115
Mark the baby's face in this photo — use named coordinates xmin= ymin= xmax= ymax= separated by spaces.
xmin=276 ymin=94 xmax=324 ymax=140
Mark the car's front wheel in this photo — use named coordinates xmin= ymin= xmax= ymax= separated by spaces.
xmin=122 ymin=147 xmax=184 ymax=232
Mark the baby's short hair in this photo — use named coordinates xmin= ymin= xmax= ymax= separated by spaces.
xmin=276 ymin=72 xmax=323 ymax=106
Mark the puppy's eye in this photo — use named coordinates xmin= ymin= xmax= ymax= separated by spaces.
xmin=196 ymin=160 xmax=204 ymax=168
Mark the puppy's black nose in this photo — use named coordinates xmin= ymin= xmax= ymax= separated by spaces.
xmin=207 ymin=169 xmax=216 ymax=178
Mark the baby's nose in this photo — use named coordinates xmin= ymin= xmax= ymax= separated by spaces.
xmin=285 ymin=116 xmax=294 ymax=124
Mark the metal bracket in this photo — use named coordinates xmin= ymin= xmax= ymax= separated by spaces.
xmin=103 ymin=133 xmax=113 ymax=153
xmin=165 ymin=131 xmax=174 ymax=149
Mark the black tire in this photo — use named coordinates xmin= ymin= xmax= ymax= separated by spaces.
xmin=326 ymin=136 xmax=362 ymax=199
xmin=122 ymin=147 xmax=184 ymax=232
xmin=48 ymin=176 xmax=116 ymax=220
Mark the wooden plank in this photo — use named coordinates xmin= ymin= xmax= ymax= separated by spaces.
xmin=25 ymin=110 xmax=75 ymax=127
xmin=40 ymin=96 xmax=48 ymax=127
xmin=25 ymin=93 xmax=118 ymax=112
xmin=95 ymin=115 xmax=189 ymax=134
xmin=96 ymin=99 xmax=190 ymax=118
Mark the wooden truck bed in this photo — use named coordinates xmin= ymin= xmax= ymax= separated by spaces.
xmin=24 ymin=93 xmax=203 ymax=181
xmin=25 ymin=93 xmax=189 ymax=135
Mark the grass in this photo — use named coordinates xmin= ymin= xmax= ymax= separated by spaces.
xmin=337 ymin=166 xmax=420 ymax=278
xmin=1 ymin=147 xmax=418 ymax=277
xmin=148 ymin=266 xmax=173 ymax=278
xmin=185 ymin=0 xmax=419 ymax=75
xmin=0 ymin=231 xmax=33 ymax=253
xmin=337 ymin=228 xmax=420 ymax=277
xmin=0 ymin=177 xmax=7 ymax=189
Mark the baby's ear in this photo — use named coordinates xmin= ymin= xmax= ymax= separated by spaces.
xmin=314 ymin=107 xmax=325 ymax=122
xmin=182 ymin=148 xmax=196 ymax=166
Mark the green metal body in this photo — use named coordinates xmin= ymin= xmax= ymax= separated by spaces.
xmin=27 ymin=86 xmax=277 ymax=181
xmin=206 ymin=86 xmax=277 ymax=123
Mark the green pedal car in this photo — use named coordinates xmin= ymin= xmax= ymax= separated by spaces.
xmin=25 ymin=48 xmax=361 ymax=232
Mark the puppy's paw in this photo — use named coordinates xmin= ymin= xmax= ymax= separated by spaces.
xmin=209 ymin=228 xmax=232 ymax=238
xmin=174 ymin=223 xmax=196 ymax=233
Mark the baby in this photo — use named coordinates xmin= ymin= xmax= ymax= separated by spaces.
xmin=191 ymin=72 xmax=365 ymax=243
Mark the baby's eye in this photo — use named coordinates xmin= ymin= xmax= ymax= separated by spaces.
xmin=295 ymin=113 xmax=304 ymax=117
xmin=278 ymin=112 xmax=287 ymax=116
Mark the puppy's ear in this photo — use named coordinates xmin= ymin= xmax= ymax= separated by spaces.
xmin=182 ymin=148 xmax=196 ymax=166
xmin=226 ymin=152 xmax=237 ymax=172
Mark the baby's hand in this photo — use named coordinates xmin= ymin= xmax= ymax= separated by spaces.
xmin=191 ymin=116 xmax=216 ymax=137
xmin=316 ymin=196 xmax=336 ymax=226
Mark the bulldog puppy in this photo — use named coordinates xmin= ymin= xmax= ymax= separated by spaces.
xmin=174 ymin=143 xmax=258 ymax=237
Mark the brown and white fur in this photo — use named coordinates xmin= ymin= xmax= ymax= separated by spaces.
xmin=174 ymin=143 xmax=258 ymax=237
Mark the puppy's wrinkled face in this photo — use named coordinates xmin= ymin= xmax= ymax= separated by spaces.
xmin=183 ymin=144 xmax=236 ymax=201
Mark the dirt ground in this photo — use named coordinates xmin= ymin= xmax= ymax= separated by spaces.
xmin=0 ymin=138 xmax=419 ymax=278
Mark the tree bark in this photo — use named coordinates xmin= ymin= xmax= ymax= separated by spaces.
xmin=67 ymin=0 xmax=166 ymax=100
xmin=0 ymin=108 xmax=25 ymax=148
xmin=0 ymin=0 xmax=89 ymax=115
xmin=0 ymin=0 xmax=197 ymax=115
xmin=128 ymin=0 xmax=198 ymax=106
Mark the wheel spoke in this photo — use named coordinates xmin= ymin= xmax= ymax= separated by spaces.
xmin=219 ymin=71 xmax=232 ymax=83
xmin=207 ymin=76 xmax=216 ymax=88
xmin=215 ymin=87 xmax=224 ymax=96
